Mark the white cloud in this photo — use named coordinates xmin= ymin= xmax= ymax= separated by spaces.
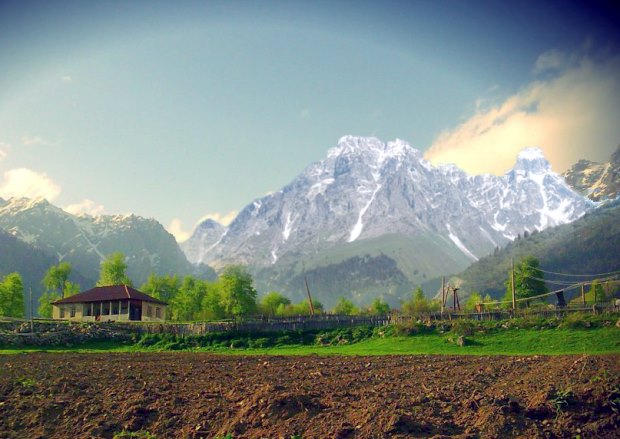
xmin=0 ymin=168 xmax=61 ymax=201
xmin=425 ymin=49 xmax=620 ymax=175
xmin=198 ymin=210 xmax=238 ymax=226
xmin=167 ymin=218 xmax=191 ymax=243
xmin=299 ymin=109 xmax=310 ymax=119
xmin=64 ymin=199 xmax=105 ymax=216
xmin=532 ymin=49 xmax=569 ymax=74
xmin=0 ymin=142 xmax=9 ymax=161
xmin=21 ymin=135 xmax=53 ymax=146
xmin=61 ymin=75 xmax=73 ymax=83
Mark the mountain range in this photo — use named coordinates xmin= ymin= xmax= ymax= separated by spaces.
xmin=1 ymin=136 xmax=615 ymax=312
xmin=0 ymin=197 xmax=215 ymax=314
xmin=182 ymin=136 xmax=593 ymax=306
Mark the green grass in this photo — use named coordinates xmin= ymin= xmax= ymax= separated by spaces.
xmin=2 ymin=326 xmax=618 ymax=356
xmin=203 ymin=327 xmax=620 ymax=356
xmin=0 ymin=340 xmax=136 ymax=354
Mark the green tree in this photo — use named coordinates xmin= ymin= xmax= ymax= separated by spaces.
xmin=260 ymin=291 xmax=291 ymax=317
xmin=292 ymin=299 xmax=324 ymax=316
xmin=218 ymin=265 xmax=257 ymax=319
xmin=368 ymin=297 xmax=390 ymax=315
xmin=42 ymin=262 xmax=78 ymax=298
xmin=38 ymin=262 xmax=80 ymax=317
xmin=465 ymin=291 xmax=483 ymax=311
xmin=141 ymin=273 xmax=181 ymax=319
xmin=402 ymin=287 xmax=430 ymax=314
xmin=37 ymin=291 xmax=59 ymax=318
xmin=97 ymin=252 xmax=132 ymax=286
xmin=170 ymin=276 xmax=205 ymax=321
xmin=482 ymin=293 xmax=495 ymax=309
xmin=200 ymin=281 xmax=226 ymax=320
xmin=141 ymin=273 xmax=180 ymax=302
xmin=333 ymin=297 xmax=358 ymax=315
xmin=590 ymin=280 xmax=606 ymax=303
xmin=0 ymin=273 xmax=24 ymax=318
xmin=504 ymin=256 xmax=548 ymax=307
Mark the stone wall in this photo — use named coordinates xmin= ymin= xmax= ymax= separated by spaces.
xmin=0 ymin=320 xmax=139 ymax=347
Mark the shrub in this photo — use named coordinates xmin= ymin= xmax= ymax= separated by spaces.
xmin=450 ymin=320 xmax=476 ymax=337
xmin=560 ymin=312 xmax=595 ymax=329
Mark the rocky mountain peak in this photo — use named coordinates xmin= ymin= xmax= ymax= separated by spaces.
xmin=513 ymin=147 xmax=551 ymax=173
xmin=562 ymin=145 xmax=620 ymax=201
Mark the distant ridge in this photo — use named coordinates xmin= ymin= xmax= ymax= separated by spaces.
xmin=446 ymin=199 xmax=620 ymax=300
xmin=0 ymin=197 xmax=216 ymax=313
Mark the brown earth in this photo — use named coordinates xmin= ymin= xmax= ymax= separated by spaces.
xmin=0 ymin=353 xmax=619 ymax=438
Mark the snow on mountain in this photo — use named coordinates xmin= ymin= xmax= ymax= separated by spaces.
xmin=180 ymin=219 xmax=226 ymax=264
xmin=0 ymin=197 xmax=210 ymax=286
xmin=185 ymin=137 xmax=592 ymax=279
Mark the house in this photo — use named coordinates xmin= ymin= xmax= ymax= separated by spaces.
xmin=51 ymin=285 xmax=168 ymax=322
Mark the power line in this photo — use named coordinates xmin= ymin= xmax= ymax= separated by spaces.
xmin=514 ymin=283 xmax=580 ymax=302
xmin=524 ymin=274 xmax=620 ymax=285
xmin=523 ymin=265 xmax=620 ymax=278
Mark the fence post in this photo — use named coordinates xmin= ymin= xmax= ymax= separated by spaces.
xmin=511 ymin=258 xmax=516 ymax=313
xmin=581 ymin=283 xmax=586 ymax=306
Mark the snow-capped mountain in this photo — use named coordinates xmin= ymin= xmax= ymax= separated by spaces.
xmin=0 ymin=197 xmax=214 ymax=287
xmin=181 ymin=219 xmax=226 ymax=264
xmin=563 ymin=145 xmax=620 ymax=201
xmin=184 ymin=136 xmax=592 ymax=305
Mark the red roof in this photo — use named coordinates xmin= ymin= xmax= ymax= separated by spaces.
xmin=52 ymin=285 xmax=167 ymax=305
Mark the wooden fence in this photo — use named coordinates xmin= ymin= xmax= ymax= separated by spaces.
xmin=10 ymin=301 xmax=616 ymax=337
xmin=393 ymin=302 xmax=619 ymax=324
xmin=128 ymin=314 xmax=393 ymax=336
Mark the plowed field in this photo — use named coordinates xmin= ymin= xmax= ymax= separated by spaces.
xmin=1 ymin=353 xmax=619 ymax=438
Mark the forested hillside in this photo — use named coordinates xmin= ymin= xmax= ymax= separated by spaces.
xmin=0 ymin=229 xmax=93 ymax=316
xmin=450 ymin=200 xmax=620 ymax=299
xmin=256 ymin=253 xmax=411 ymax=307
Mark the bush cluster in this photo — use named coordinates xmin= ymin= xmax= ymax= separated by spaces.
xmin=135 ymin=325 xmax=382 ymax=350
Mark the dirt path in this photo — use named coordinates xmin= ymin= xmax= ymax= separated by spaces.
xmin=1 ymin=353 xmax=618 ymax=438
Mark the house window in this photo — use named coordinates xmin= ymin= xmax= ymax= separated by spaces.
xmin=84 ymin=304 xmax=91 ymax=316
xmin=146 ymin=305 xmax=153 ymax=317
xmin=155 ymin=307 xmax=161 ymax=318
xmin=102 ymin=301 xmax=110 ymax=315
xmin=120 ymin=301 xmax=128 ymax=314
xmin=111 ymin=302 xmax=119 ymax=314
xmin=60 ymin=307 xmax=65 ymax=318
xmin=70 ymin=306 xmax=76 ymax=318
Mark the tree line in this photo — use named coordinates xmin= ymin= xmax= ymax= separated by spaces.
xmin=0 ymin=252 xmax=393 ymax=320
xmin=3 ymin=252 xmax=615 ymax=320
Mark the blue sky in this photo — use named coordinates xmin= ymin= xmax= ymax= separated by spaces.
xmin=0 ymin=0 xmax=619 ymax=240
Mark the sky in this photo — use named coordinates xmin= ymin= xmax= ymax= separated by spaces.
xmin=0 ymin=0 xmax=619 ymax=241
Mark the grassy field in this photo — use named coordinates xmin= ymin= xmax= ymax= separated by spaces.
xmin=2 ymin=325 xmax=618 ymax=356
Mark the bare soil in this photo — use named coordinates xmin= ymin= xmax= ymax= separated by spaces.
xmin=0 ymin=353 xmax=619 ymax=438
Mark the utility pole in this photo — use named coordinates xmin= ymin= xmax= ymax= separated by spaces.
xmin=581 ymin=283 xmax=586 ymax=306
xmin=29 ymin=288 xmax=34 ymax=333
xmin=441 ymin=276 xmax=445 ymax=313
xmin=454 ymin=287 xmax=461 ymax=311
xmin=304 ymin=276 xmax=315 ymax=316
xmin=452 ymin=286 xmax=456 ymax=311
xmin=511 ymin=258 xmax=516 ymax=312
